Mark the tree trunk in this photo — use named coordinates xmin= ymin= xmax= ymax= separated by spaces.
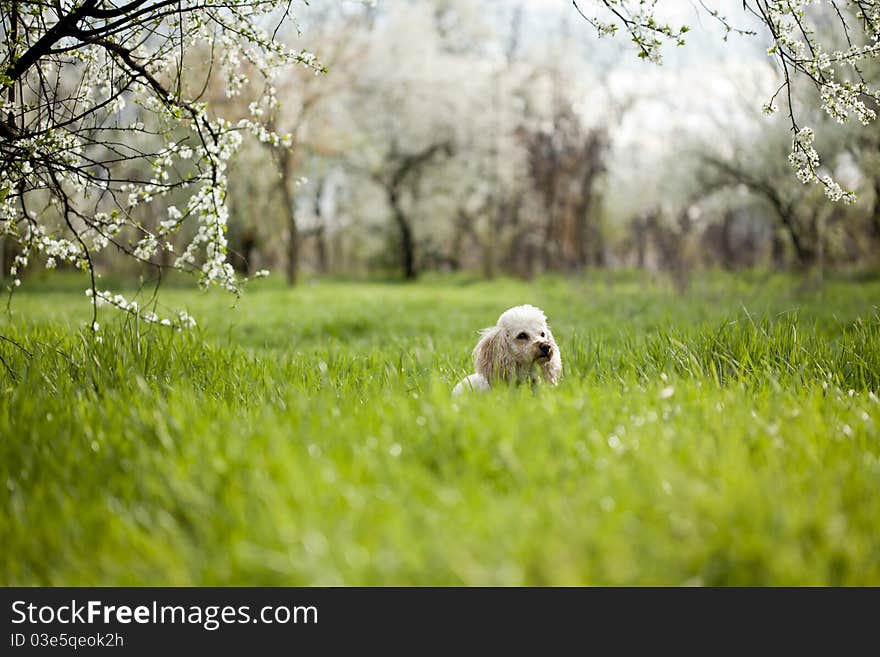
xmin=633 ymin=217 xmax=647 ymax=269
xmin=276 ymin=149 xmax=298 ymax=285
xmin=448 ymin=209 xmax=472 ymax=271
xmin=574 ymin=153 xmax=602 ymax=270
xmin=502 ymin=197 xmax=521 ymax=274
xmin=482 ymin=203 xmax=508 ymax=279
xmin=764 ymin=191 xmax=813 ymax=268
xmin=286 ymin=212 xmax=299 ymax=285
xmin=720 ymin=210 xmax=736 ymax=269
xmin=771 ymin=229 xmax=786 ymax=269
xmin=542 ymin=193 xmax=557 ymax=273
xmin=314 ymin=226 xmax=327 ymax=274
xmin=313 ymin=177 xmax=328 ymax=274
xmin=778 ymin=210 xmax=813 ymax=267
xmin=872 ymin=176 xmax=880 ymax=242
xmin=388 ymin=187 xmax=416 ymax=280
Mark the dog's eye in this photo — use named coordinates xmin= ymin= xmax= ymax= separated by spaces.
xmin=516 ymin=332 xmax=528 ymax=340
xmin=540 ymin=332 xmax=545 ymax=338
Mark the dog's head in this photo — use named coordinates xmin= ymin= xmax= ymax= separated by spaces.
xmin=473 ymin=304 xmax=562 ymax=385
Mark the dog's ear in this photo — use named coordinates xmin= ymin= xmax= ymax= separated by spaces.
xmin=541 ymin=328 xmax=562 ymax=385
xmin=473 ymin=325 xmax=514 ymax=384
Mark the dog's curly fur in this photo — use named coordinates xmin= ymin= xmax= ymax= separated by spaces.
xmin=453 ymin=304 xmax=562 ymax=395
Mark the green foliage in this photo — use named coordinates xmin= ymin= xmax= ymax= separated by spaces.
xmin=1 ymin=272 xmax=879 ymax=585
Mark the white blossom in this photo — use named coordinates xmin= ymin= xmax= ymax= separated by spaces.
xmin=1 ymin=0 xmax=309 ymax=329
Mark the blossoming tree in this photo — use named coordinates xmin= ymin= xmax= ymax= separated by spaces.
xmin=1 ymin=0 xmax=321 ymax=331
xmin=575 ymin=0 xmax=880 ymax=202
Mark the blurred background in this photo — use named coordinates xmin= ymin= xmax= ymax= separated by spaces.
xmin=14 ymin=0 xmax=879 ymax=287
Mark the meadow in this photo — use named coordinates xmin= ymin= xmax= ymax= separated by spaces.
xmin=1 ymin=271 xmax=879 ymax=585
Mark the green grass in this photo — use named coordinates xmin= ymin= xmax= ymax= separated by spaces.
xmin=2 ymin=271 xmax=880 ymax=585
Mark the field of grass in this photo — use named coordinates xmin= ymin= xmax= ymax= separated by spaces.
xmin=1 ymin=271 xmax=879 ymax=585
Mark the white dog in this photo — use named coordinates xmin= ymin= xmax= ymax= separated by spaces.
xmin=452 ymin=304 xmax=562 ymax=395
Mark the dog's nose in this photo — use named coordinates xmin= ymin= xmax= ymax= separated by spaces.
xmin=539 ymin=343 xmax=551 ymax=356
